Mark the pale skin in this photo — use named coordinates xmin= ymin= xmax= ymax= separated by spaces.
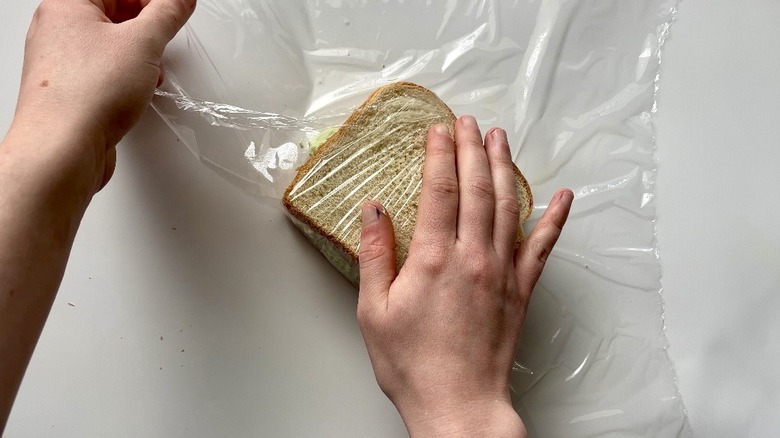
xmin=358 ymin=120 xmax=572 ymax=437
xmin=0 ymin=0 xmax=573 ymax=435
xmin=0 ymin=0 xmax=196 ymax=430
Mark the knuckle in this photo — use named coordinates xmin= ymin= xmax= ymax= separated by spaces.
xmin=359 ymin=240 xmax=387 ymax=266
xmin=465 ymin=136 xmax=484 ymax=150
xmin=32 ymin=4 xmax=43 ymax=22
xmin=146 ymin=3 xmax=186 ymax=38
xmin=496 ymin=196 xmax=520 ymax=220
xmin=536 ymin=217 xmax=564 ymax=244
xmin=355 ymin=304 xmax=372 ymax=328
xmin=171 ymin=0 xmax=195 ymax=13
xmin=357 ymin=300 xmax=388 ymax=335
xmin=428 ymin=130 xmax=454 ymax=153
xmin=177 ymin=0 xmax=197 ymax=12
xmin=160 ymin=10 xmax=180 ymax=35
xmin=167 ymin=0 xmax=197 ymax=23
xmin=417 ymin=249 xmax=449 ymax=275
xmin=426 ymin=174 xmax=458 ymax=198
xmin=489 ymin=137 xmax=513 ymax=161
xmin=426 ymin=139 xmax=453 ymax=162
xmin=31 ymin=1 xmax=51 ymax=27
xmin=467 ymin=175 xmax=495 ymax=200
xmin=530 ymin=239 xmax=551 ymax=264
xmin=543 ymin=216 xmax=565 ymax=235
xmin=359 ymin=225 xmax=391 ymax=266
xmin=34 ymin=0 xmax=51 ymax=16
xmin=359 ymin=250 xmax=384 ymax=269
xmin=467 ymin=257 xmax=493 ymax=284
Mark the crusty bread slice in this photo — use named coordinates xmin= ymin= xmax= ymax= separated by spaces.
xmin=283 ymin=82 xmax=532 ymax=286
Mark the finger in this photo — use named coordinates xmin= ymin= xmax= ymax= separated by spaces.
xmin=88 ymin=1 xmax=145 ymax=24
xmin=136 ymin=0 xmax=196 ymax=50
xmin=98 ymin=147 xmax=117 ymax=191
xmin=514 ymin=189 xmax=574 ymax=302
xmin=157 ymin=65 xmax=165 ymax=87
xmin=485 ymin=128 xmax=520 ymax=258
xmin=411 ymin=124 xmax=458 ymax=246
xmin=111 ymin=1 xmax=145 ymax=24
xmin=84 ymin=0 xmax=112 ymax=15
xmin=455 ymin=115 xmax=494 ymax=243
xmin=359 ymin=201 xmax=396 ymax=313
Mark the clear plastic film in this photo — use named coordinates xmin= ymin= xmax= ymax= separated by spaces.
xmin=152 ymin=0 xmax=690 ymax=436
xmin=282 ymin=83 xmax=531 ymax=287
xmin=283 ymin=83 xmax=460 ymax=286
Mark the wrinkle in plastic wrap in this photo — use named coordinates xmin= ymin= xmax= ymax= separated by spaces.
xmin=152 ymin=1 xmax=691 ymax=436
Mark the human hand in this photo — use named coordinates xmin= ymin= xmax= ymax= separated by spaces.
xmin=357 ymin=116 xmax=573 ymax=437
xmin=0 ymin=2 xmax=195 ymax=429
xmin=10 ymin=0 xmax=195 ymax=192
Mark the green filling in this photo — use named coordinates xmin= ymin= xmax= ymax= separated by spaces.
xmin=288 ymin=214 xmax=359 ymax=287
xmin=308 ymin=126 xmax=339 ymax=154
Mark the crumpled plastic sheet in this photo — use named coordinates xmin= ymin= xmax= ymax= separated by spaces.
xmin=152 ymin=0 xmax=691 ymax=436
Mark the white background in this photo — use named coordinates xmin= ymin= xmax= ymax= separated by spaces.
xmin=1 ymin=1 xmax=779 ymax=436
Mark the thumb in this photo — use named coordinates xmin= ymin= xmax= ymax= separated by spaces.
xmin=137 ymin=0 xmax=196 ymax=50
xmin=358 ymin=201 xmax=396 ymax=310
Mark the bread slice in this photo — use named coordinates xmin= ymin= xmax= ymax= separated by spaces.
xmin=283 ymin=82 xmax=532 ymax=286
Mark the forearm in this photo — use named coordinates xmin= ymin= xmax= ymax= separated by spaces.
xmin=0 ymin=119 xmax=99 ymax=430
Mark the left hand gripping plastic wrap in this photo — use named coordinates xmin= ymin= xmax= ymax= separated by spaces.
xmin=152 ymin=1 xmax=691 ymax=436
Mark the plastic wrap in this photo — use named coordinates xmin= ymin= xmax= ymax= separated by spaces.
xmin=282 ymin=82 xmax=531 ymax=286
xmin=152 ymin=0 xmax=690 ymax=436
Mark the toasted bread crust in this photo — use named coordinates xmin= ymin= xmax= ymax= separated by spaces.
xmin=283 ymin=81 xmax=533 ymax=273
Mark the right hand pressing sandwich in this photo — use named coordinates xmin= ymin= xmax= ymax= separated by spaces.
xmin=283 ymin=82 xmax=533 ymax=286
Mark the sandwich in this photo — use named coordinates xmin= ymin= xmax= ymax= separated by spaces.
xmin=282 ymin=82 xmax=533 ymax=286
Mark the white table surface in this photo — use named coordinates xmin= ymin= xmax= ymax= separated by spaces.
xmin=2 ymin=1 xmax=779 ymax=436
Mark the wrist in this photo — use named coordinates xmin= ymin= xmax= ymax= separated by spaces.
xmin=3 ymin=112 xmax=107 ymax=198
xmin=396 ymin=397 xmax=526 ymax=438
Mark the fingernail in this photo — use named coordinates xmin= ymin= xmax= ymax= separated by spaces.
xmin=559 ymin=189 xmax=574 ymax=204
xmin=491 ymin=128 xmax=507 ymax=142
xmin=461 ymin=115 xmax=477 ymax=127
xmin=432 ymin=124 xmax=449 ymax=135
xmin=362 ymin=203 xmax=379 ymax=226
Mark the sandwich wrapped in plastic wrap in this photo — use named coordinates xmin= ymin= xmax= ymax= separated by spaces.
xmin=152 ymin=0 xmax=690 ymax=436
xmin=282 ymin=82 xmax=533 ymax=286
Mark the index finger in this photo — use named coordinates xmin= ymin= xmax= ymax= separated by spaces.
xmin=411 ymin=124 xmax=459 ymax=247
